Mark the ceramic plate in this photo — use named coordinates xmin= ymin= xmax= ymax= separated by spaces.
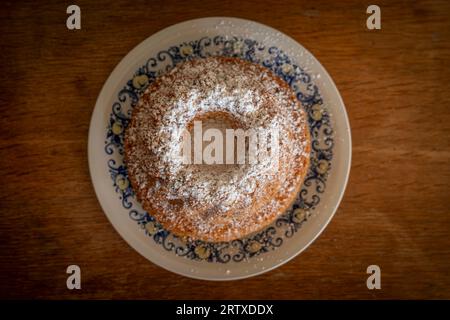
xmin=88 ymin=17 xmax=351 ymax=280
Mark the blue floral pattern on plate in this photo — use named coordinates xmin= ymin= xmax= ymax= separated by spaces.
xmin=105 ymin=36 xmax=333 ymax=263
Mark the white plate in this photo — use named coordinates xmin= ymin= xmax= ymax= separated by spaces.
xmin=88 ymin=17 xmax=351 ymax=280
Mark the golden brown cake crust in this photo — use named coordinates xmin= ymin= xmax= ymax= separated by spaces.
xmin=124 ymin=56 xmax=310 ymax=242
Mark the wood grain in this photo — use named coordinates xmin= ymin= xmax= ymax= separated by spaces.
xmin=0 ymin=0 xmax=449 ymax=299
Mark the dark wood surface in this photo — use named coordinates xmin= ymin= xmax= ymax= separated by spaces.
xmin=0 ymin=0 xmax=449 ymax=299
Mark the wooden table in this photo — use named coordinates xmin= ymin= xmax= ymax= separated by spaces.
xmin=1 ymin=0 xmax=449 ymax=299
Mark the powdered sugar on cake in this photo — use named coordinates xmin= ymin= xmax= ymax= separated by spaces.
xmin=125 ymin=57 xmax=310 ymax=242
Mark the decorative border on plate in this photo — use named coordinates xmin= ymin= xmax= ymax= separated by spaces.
xmin=104 ymin=36 xmax=333 ymax=263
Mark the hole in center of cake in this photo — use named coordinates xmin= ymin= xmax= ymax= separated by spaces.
xmin=184 ymin=110 xmax=249 ymax=175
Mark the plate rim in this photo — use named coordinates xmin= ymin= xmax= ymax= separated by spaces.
xmin=88 ymin=16 xmax=352 ymax=281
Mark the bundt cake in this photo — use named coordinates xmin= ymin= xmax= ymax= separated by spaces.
xmin=124 ymin=56 xmax=310 ymax=242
